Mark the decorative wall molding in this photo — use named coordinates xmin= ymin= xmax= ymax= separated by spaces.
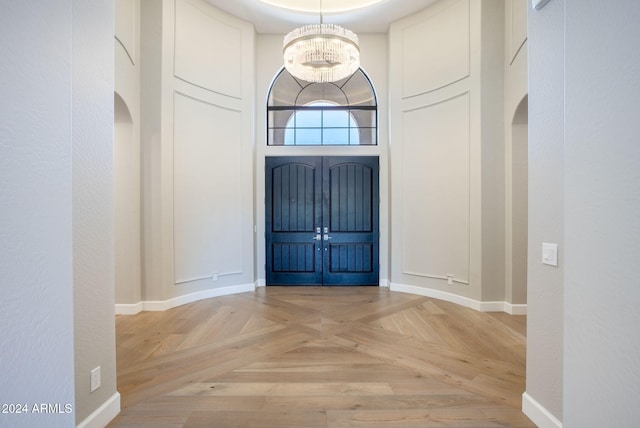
xmin=401 ymin=0 xmax=470 ymax=98
xmin=509 ymin=0 xmax=528 ymax=65
xmin=400 ymin=92 xmax=471 ymax=284
xmin=115 ymin=0 xmax=136 ymax=66
xmin=522 ymin=392 xmax=563 ymax=428
xmin=172 ymin=91 xmax=244 ymax=286
xmin=76 ymin=392 xmax=120 ymax=428
xmin=114 ymin=283 xmax=255 ymax=315
xmin=174 ymin=0 xmax=243 ymax=98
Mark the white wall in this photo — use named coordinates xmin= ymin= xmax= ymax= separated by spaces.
xmin=524 ymin=0 xmax=564 ymax=425
xmin=480 ymin=0 xmax=506 ymax=302
xmin=390 ymin=0 xmax=478 ymax=300
xmin=563 ymin=1 xmax=640 ymax=425
xmin=0 ymin=2 xmax=76 ymax=427
xmin=504 ymin=0 xmax=529 ymax=307
xmin=72 ymin=0 xmax=119 ymax=425
xmin=0 ymin=1 xmax=118 ymax=427
xmin=388 ymin=0 xmax=509 ymax=310
xmin=138 ymin=0 xmax=255 ymax=308
xmin=115 ymin=0 xmax=142 ymax=306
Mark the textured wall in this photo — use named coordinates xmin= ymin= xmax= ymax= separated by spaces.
xmin=0 ymin=2 xmax=75 ymax=427
xmin=72 ymin=0 xmax=118 ymax=424
xmin=526 ymin=0 xmax=565 ymax=423
xmin=563 ymin=0 xmax=640 ymax=425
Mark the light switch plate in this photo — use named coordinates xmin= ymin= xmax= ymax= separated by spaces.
xmin=532 ymin=0 xmax=551 ymax=10
xmin=542 ymin=243 xmax=558 ymax=267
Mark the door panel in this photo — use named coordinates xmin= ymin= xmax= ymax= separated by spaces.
xmin=266 ymin=156 xmax=379 ymax=286
xmin=323 ymin=157 xmax=379 ymax=285
xmin=266 ymin=157 xmax=322 ymax=285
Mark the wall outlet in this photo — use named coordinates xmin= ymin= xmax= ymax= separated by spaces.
xmin=212 ymin=272 xmax=218 ymax=281
xmin=446 ymin=274 xmax=454 ymax=285
xmin=90 ymin=366 xmax=101 ymax=392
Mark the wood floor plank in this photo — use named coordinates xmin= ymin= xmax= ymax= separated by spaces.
xmin=108 ymin=287 xmax=535 ymax=427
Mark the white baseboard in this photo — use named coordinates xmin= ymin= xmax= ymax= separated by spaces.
xmin=522 ymin=391 xmax=563 ymax=428
xmin=116 ymin=282 xmax=525 ymax=315
xmin=505 ymin=302 xmax=528 ymax=315
xmin=113 ymin=302 xmax=143 ymax=315
xmin=390 ymin=283 xmax=527 ymax=314
xmin=115 ymin=283 xmax=255 ymax=314
xmin=76 ymin=392 xmax=120 ymax=428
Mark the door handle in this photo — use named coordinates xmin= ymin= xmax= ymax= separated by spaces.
xmin=313 ymin=234 xmax=322 ymax=241
xmin=323 ymin=234 xmax=332 ymax=241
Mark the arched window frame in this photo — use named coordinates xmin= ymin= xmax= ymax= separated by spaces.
xmin=267 ymin=67 xmax=378 ymax=146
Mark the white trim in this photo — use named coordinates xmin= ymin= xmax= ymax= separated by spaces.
xmin=114 ymin=283 xmax=255 ymax=314
xmin=113 ymin=302 xmax=143 ymax=315
xmin=115 ymin=282 xmax=525 ymax=315
xmin=522 ymin=391 xmax=563 ymax=428
xmin=390 ymin=283 xmax=527 ymax=314
xmin=76 ymin=392 xmax=120 ymax=428
xmin=505 ymin=302 xmax=528 ymax=315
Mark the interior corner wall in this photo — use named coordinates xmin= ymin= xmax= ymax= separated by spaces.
xmin=526 ymin=0 xmax=564 ymax=423
xmin=504 ymin=0 xmax=529 ymax=306
xmin=72 ymin=0 xmax=119 ymax=424
xmin=480 ymin=0 xmax=506 ymax=302
xmin=390 ymin=0 xmax=504 ymax=305
xmin=140 ymin=0 xmax=255 ymax=305
xmin=0 ymin=2 xmax=76 ymax=427
xmin=115 ymin=0 xmax=142 ymax=306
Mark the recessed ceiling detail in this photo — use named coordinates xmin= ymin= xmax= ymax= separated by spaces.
xmin=259 ymin=0 xmax=387 ymax=15
xmin=202 ymin=0 xmax=439 ymax=33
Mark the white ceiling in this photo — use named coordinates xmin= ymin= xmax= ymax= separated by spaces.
xmin=201 ymin=0 xmax=439 ymax=34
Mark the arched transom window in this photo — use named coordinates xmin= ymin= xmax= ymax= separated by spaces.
xmin=267 ymin=68 xmax=377 ymax=146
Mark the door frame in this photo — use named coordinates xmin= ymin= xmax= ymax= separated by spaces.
xmin=264 ymin=155 xmax=380 ymax=286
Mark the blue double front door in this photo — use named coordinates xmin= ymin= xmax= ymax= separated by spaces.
xmin=266 ymin=156 xmax=379 ymax=286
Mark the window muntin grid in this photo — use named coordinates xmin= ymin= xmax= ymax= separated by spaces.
xmin=267 ymin=68 xmax=377 ymax=146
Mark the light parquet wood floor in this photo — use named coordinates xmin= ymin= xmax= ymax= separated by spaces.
xmin=109 ymin=287 xmax=535 ymax=427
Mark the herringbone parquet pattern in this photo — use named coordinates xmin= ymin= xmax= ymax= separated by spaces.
xmin=109 ymin=287 xmax=535 ymax=427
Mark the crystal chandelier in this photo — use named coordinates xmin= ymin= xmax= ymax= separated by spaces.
xmin=283 ymin=1 xmax=360 ymax=83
